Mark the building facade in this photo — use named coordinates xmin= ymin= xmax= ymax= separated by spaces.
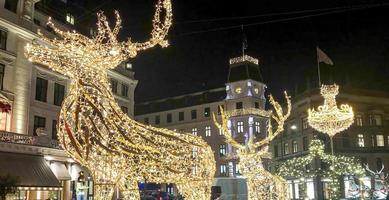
xmin=0 ymin=0 xmax=137 ymax=199
xmin=135 ymin=55 xmax=270 ymax=199
xmin=270 ymin=87 xmax=389 ymax=199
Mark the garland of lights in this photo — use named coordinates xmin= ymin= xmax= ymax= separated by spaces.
xmin=214 ymin=92 xmax=292 ymax=200
xmin=278 ymin=139 xmax=365 ymax=200
xmin=24 ymin=1 xmax=217 ymax=199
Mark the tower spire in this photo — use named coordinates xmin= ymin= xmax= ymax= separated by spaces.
xmin=241 ymin=25 xmax=247 ymax=57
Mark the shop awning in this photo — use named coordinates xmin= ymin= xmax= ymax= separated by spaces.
xmin=49 ymin=161 xmax=71 ymax=180
xmin=0 ymin=152 xmax=61 ymax=188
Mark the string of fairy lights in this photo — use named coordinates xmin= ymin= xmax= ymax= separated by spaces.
xmin=213 ymin=91 xmax=292 ymax=200
xmin=25 ymin=0 xmax=216 ymax=199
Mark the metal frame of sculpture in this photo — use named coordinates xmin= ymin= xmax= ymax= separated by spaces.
xmin=24 ymin=1 xmax=216 ymax=199
xmin=213 ymin=92 xmax=292 ymax=200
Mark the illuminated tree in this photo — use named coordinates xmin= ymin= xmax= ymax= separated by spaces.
xmin=25 ymin=0 xmax=216 ymax=199
xmin=214 ymin=92 xmax=292 ymax=200
xmin=278 ymin=139 xmax=365 ymax=200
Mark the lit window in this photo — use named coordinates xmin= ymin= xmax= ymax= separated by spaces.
xmin=219 ymin=144 xmax=226 ymax=157
xmin=376 ymin=135 xmax=384 ymax=147
xmin=219 ymin=128 xmax=224 ymax=135
xmin=255 ymin=121 xmax=260 ymax=133
xmin=204 ymin=107 xmax=210 ymax=117
xmin=292 ymin=140 xmax=298 ymax=153
xmin=0 ymin=109 xmax=11 ymax=131
xmin=205 ymin=126 xmax=211 ymax=137
xmin=235 ymin=164 xmax=240 ymax=174
xmin=283 ymin=142 xmax=289 ymax=155
xmin=358 ymin=134 xmax=365 ymax=147
xmin=237 ymin=121 xmax=244 ymax=133
xmin=191 ymin=128 xmax=197 ymax=136
xmin=235 ymin=87 xmax=242 ymax=94
xmin=66 ymin=13 xmax=75 ymax=25
xmin=355 ymin=114 xmax=363 ymax=126
xmin=192 ymin=147 xmax=198 ymax=158
xmin=220 ymin=164 xmax=227 ymax=175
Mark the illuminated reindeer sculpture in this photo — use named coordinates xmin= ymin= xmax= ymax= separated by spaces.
xmin=24 ymin=1 xmax=216 ymax=199
xmin=213 ymin=92 xmax=291 ymax=200
xmin=365 ymin=164 xmax=389 ymax=199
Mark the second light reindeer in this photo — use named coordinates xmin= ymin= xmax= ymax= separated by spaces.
xmin=213 ymin=91 xmax=292 ymax=200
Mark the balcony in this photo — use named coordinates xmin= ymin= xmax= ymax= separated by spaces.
xmin=0 ymin=131 xmax=61 ymax=149
xmin=225 ymin=108 xmax=271 ymax=118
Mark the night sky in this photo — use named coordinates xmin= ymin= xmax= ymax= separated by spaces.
xmin=55 ymin=0 xmax=389 ymax=102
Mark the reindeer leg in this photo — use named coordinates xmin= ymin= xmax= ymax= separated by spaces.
xmin=118 ymin=179 xmax=140 ymax=200
xmin=94 ymin=183 xmax=115 ymax=200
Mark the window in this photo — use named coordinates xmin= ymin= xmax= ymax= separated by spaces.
xmin=191 ymin=128 xmax=197 ymax=136
xmin=144 ymin=117 xmax=149 ymax=125
xmin=203 ymin=107 xmax=210 ymax=117
xmin=371 ymin=135 xmax=375 ymax=147
xmin=255 ymin=121 xmax=260 ymax=133
xmin=303 ymin=136 xmax=309 ymax=151
xmin=376 ymin=135 xmax=384 ymax=147
xmin=35 ymin=77 xmax=48 ymax=102
xmin=179 ymin=111 xmax=184 ymax=121
xmin=302 ymin=118 xmax=308 ymax=129
xmin=217 ymin=105 xmax=224 ymax=115
xmin=237 ymin=121 xmax=244 ymax=133
xmin=33 ymin=116 xmax=46 ymax=136
xmin=191 ymin=110 xmax=197 ymax=119
xmin=192 ymin=147 xmax=198 ymax=158
xmin=121 ymin=106 xmax=128 ymax=114
xmin=387 ymin=136 xmax=389 ymax=147
xmin=52 ymin=120 xmax=58 ymax=140
xmin=155 ymin=115 xmax=160 ymax=125
xmin=376 ymin=158 xmax=383 ymax=169
xmin=121 ymin=84 xmax=129 ymax=97
xmin=283 ymin=142 xmax=289 ymax=155
xmin=219 ymin=128 xmax=223 ymax=135
xmin=0 ymin=29 xmax=7 ymax=50
xmin=235 ymin=164 xmax=240 ymax=174
xmin=357 ymin=134 xmax=365 ymax=147
xmin=66 ymin=13 xmax=75 ymax=25
xmin=110 ymin=79 xmax=118 ymax=94
xmin=54 ymin=83 xmax=65 ymax=106
xmin=274 ymin=144 xmax=278 ymax=157
xmin=236 ymin=102 xmax=243 ymax=109
xmin=254 ymin=102 xmax=259 ymax=109
xmin=370 ymin=114 xmax=382 ymax=126
xmin=355 ymin=114 xmax=363 ymax=126
xmin=220 ymin=164 xmax=227 ymax=175
xmin=292 ymin=140 xmax=298 ymax=153
xmin=0 ymin=64 xmax=5 ymax=90
xmin=4 ymin=0 xmax=18 ymax=13
xmin=205 ymin=126 xmax=211 ymax=137
xmin=219 ymin=144 xmax=227 ymax=157
xmin=167 ymin=113 xmax=172 ymax=123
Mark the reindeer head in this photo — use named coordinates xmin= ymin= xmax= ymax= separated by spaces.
xmin=213 ymin=92 xmax=291 ymax=158
xmin=25 ymin=0 xmax=172 ymax=79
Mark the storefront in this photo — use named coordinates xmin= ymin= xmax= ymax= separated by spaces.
xmin=0 ymin=152 xmax=62 ymax=200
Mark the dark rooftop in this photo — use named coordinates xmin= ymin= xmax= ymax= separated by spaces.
xmin=135 ymin=87 xmax=226 ymax=115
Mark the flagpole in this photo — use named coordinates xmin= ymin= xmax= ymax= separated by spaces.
xmin=241 ymin=25 xmax=245 ymax=57
xmin=317 ymin=46 xmax=321 ymax=86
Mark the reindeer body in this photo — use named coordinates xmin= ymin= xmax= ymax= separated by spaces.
xmin=25 ymin=0 xmax=216 ymax=199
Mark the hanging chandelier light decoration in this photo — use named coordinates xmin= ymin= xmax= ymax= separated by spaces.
xmin=24 ymin=1 xmax=217 ymax=199
xmin=214 ymin=91 xmax=292 ymax=200
xmin=308 ymin=84 xmax=354 ymax=138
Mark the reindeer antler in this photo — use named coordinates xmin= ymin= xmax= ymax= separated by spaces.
xmin=252 ymin=91 xmax=291 ymax=149
xmin=124 ymin=0 xmax=172 ymax=56
xmin=213 ymin=107 xmax=245 ymax=150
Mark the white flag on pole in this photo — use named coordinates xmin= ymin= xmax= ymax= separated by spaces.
xmin=317 ymin=47 xmax=334 ymax=65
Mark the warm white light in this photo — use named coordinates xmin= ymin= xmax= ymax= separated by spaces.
xmin=291 ymin=125 xmax=297 ymax=130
